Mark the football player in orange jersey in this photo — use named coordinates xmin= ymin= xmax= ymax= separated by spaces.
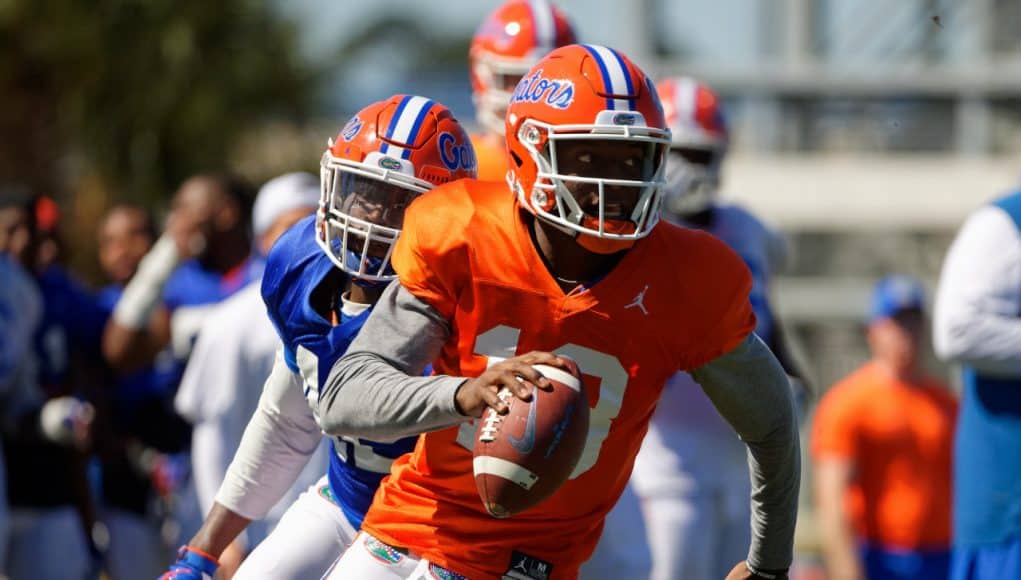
xmin=469 ymin=0 xmax=576 ymax=182
xmin=315 ymin=44 xmax=800 ymax=580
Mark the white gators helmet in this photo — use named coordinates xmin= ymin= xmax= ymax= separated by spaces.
xmin=656 ymin=77 xmax=728 ymax=217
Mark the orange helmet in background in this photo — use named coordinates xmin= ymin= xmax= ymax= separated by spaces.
xmin=318 ymin=95 xmax=477 ymax=281
xmin=470 ymin=0 xmax=577 ymax=136
xmin=505 ymin=44 xmax=671 ymax=254
xmin=656 ymin=76 xmax=728 ymax=216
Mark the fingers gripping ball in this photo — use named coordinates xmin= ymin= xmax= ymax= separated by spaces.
xmin=473 ymin=358 xmax=589 ymax=518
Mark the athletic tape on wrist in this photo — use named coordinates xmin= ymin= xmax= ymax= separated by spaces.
xmin=112 ymin=235 xmax=181 ymax=329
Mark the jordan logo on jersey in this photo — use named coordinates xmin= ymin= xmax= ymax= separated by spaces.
xmin=502 ymin=551 xmax=552 ymax=580
xmin=625 ymin=284 xmax=650 ymax=315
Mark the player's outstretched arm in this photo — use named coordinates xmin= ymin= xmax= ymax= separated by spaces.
xmin=104 ymin=210 xmax=205 ymax=373
xmin=214 ymin=350 xmax=322 ymax=519
xmin=318 ymin=282 xmax=552 ymax=440
xmin=164 ymin=351 xmax=322 ymax=578
xmin=691 ymin=333 xmax=800 ymax=578
xmin=102 ymin=235 xmax=177 ymax=374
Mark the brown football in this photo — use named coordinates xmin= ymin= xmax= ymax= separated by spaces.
xmin=473 ymin=358 xmax=590 ymax=518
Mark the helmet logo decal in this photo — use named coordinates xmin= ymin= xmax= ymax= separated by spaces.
xmin=341 ymin=116 xmax=363 ymax=142
xmin=510 ymin=69 xmax=574 ymax=110
xmin=378 ymin=157 xmax=402 ymax=171
xmin=438 ymin=132 xmax=477 ymax=172
xmin=612 ymin=113 xmax=638 ymax=126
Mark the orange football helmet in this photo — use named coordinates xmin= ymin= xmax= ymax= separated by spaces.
xmin=656 ymin=76 xmax=728 ymax=216
xmin=470 ymin=0 xmax=577 ymax=136
xmin=506 ymin=44 xmax=671 ymax=254
xmin=318 ymin=95 xmax=477 ymax=281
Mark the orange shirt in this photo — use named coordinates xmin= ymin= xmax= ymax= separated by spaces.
xmin=811 ymin=362 xmax=958 ymax=549
xmin=361 ymin=179 xmax=755 ymax=578
xmin=471 ymin=132 xmax=510 ymax=183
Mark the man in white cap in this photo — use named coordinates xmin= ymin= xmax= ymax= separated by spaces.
xmin=174 ymin=172 xmax=325 ymax=578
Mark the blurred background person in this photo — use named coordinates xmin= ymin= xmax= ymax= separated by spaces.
xmin=0 ymin=250 xmax=44 ymax=575
xmin=813 ymin=275 xmax=956 ymax=580
xmin=102 ymin=172 xmax=259 ymax=377
xmin=467 ymin=0 xmax=577 ymax=182
xmin=596 ymin=77 xmax=807 ymax=580
xmin=174 ymin=172 xmax=323 ymax=578
xmin=0 ymin=190 xmax=100 ymax=580
xmin=934 ymin=190 xmax=1021 ymax=580
xmin=99 ymin=172 xmax=260 ymax=553
xmin=92 ymin=203 xmax=172 ymax=580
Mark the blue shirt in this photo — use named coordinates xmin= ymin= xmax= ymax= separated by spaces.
xmin=33 ymin=265 xmax=107 ymax=393
xmin=97 ymin=285 xmax=177 ymax=419
xmin=163 ymin=255 xmax=263 ymax=312
xmin=261 ymin=216 xmax=417 ymax=529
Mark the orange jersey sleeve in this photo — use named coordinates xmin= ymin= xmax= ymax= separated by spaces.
xmin=471 ymin=132 xmax=511 ymax=183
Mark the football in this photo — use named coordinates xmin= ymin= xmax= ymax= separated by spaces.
xmin=473 ymin=358 xmax=590 ymax=518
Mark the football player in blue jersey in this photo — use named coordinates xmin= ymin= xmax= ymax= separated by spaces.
xmin=160 ymin=95 xmax=478 ymax=580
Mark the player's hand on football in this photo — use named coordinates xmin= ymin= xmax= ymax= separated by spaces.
xmin=725 ymin=561 xmax=789 ymax=580
xmin=455 ymin=351 xmax=566 ymax=417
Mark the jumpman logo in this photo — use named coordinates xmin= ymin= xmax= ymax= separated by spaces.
xmin=625 ymin=284 xmax=650 ymax=315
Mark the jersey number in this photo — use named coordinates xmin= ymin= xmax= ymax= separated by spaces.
xmin=296 ymin=345 xmax=394 ymax=474
xmin=455 ymin=325 xmax=629 ymax=478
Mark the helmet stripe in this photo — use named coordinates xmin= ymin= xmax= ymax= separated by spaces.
xmin=582 ymin=44 xmax=633 ymax=111
xmin=529 ymin=0 xmax=555 ymax=55
xmin=380 ymin=95 xmax=411 ymax=156
xmin=383 ymin=96 xmax=434 ymax=160
xmin=676 ymin=77 xmax=697 ymax=125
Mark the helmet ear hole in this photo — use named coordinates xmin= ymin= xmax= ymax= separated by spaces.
xmin=510 ymin=151 xmax=523 ymax=168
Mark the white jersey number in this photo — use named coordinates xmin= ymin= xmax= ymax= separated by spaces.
xmin=295 ymin=345 xmax=394 ymax=474
xmin=456 ymin=325 xmax=629 ymax=478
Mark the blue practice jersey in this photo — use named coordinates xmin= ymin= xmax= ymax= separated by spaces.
xmin=261 ymin=216 xmax=418 ymax=529
xmin=163 ymin=255 xmax=263 ymax=312
xmin=34 ymin=265 xmax=107 ymax=394
xmin=97 ymin=285 xmax=178 ymax=420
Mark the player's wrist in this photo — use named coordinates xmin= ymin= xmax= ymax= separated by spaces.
xmin=453 ymin=379 xmax=477 ymax=417
xmin=744 ymin=562 xmax=789 ymax=580
xmin=176 ymin=544 xmax=220 ymax=574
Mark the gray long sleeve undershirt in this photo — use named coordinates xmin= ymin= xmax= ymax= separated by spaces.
xmin=317 ymin=281 xmax=469 ymax=441
xmin=691 ymin=332 xmax=801 ymax=572
xmin=319 ymin=281 xmax=800 ymax=570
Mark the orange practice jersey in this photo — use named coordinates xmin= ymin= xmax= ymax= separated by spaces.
xmin=471 ymin=132 xmax=510 ymax=183
xmin=362 ymin=180 xmax=755 ymax=578
xmin=812 ymin=362 xmax=958 ymax=549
